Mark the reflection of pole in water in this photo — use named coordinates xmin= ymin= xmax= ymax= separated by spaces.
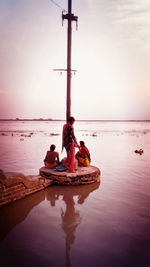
xmin=61 ymin=194 xmax=81 ymax=267
xmin=46 ymin=181 xmax=100 ymax=267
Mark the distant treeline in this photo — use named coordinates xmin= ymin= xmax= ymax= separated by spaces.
xmin=0 ymin=119 xmax=150 ymax=122
xmin=0 ymin=118 xmax=54 ymax=121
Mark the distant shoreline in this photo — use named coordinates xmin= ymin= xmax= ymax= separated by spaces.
xmin=0 ymin=119 xmax=150 ymax=122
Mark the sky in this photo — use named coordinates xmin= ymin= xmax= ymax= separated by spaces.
xmin=0 ymin=0 xmax=150 ymax=120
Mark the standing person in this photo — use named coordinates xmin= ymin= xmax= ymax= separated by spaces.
xmin=76 ymin=141 xmax=91 ymax=167
xmin=44 ymin=144 xmax=59 ymax=169
xmin=62 ymin=116 xmax=79 ymax=172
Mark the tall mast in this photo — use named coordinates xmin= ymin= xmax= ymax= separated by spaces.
xmin=62 ymin=0 xmax=78 ymax=122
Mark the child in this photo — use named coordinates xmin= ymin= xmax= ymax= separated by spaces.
xmin=76 ymin=141 xmax=91 ymax=167
xmin=44 ymin=144 xmax=59 ymax=169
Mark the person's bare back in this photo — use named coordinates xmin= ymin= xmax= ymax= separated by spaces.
xmin=44 ymin=144 xmax=59 ymax=169
xmin=46 ymin=150 xmax=59 ymax=164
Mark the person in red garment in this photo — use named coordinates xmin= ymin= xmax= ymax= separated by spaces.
xmin=62 ymin=116 xmax=79 ymax=172
xmin=44 ymin=144 xmax=59 ymax=169
xmin=76 ymin=141 xmax=91 ymax=167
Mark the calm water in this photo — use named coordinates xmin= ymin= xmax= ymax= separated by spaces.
xmin=0 ymin=120 xmax=150 ymax=267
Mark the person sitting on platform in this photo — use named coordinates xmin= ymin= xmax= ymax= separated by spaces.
xmin=44 ymin=144 xmax=59 ymax=169
xmin=61 ymin=156 xmax=78 ymax=171
xmin=76 ymin=141 xmax=91 ymax=167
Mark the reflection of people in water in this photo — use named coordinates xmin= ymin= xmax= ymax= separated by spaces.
xmin=46 ymin=189 xmax=59 ymax=206
xmin=46 ymin=181 xmax=100 ymax=267
xmin=0 ymin=181 xmax=100 ymax=267
xmin=77 ymin=182 xmax=100 ymax=204
xmin=61 ymin=193 xmax=81 ymax=267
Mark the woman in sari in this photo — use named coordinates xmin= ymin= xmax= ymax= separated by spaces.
xmin=62 ymin=116 xmax=79 ymax=172
xmin=76 ymin=141 xmax=91 ymax=167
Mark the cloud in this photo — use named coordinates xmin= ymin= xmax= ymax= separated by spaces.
xmin=85 ymin=0 xmax=150 ymax=52
xmin=107 ymin=0 xmax=150 ymax=50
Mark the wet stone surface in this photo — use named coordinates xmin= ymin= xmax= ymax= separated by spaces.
xmin=39 ymin=166 xmax=101 ymax=186
xmin=0 ymin=170 xmax=52 ymax=207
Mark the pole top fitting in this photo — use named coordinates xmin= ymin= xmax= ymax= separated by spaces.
xmin=62 ymin=11 xmax=78 ymax=30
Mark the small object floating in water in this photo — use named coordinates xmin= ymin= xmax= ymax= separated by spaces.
xmin=1 ymin=133 xmax=8 ymax=136
xmin=20 ymin=134 xmax=32 ymax=138
xmin=134 ymin=149 xmax=144 ymax=155
xmin=39 ymin=166 xmax=101 ymax=186
xmin=92 ymin=133 xmax=97 ymax=137
xmin=50 ymin=133 xmax=59 ymax=136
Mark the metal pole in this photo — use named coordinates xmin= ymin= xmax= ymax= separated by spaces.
xmin=61 ymin=1 xmax=78 ymax=122
xmin=66 ymin=0 xmax=72 ymax=122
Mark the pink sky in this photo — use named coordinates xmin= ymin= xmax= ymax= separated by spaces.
xmin=0 ymin=0 xmax=150 ymax=120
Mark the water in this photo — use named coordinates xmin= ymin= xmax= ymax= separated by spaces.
xmin=0 ymin=120 xmax=150 ymax=266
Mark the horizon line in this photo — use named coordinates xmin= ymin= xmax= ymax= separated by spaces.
xmin=0 ymin=118 xmax=150 ymax=122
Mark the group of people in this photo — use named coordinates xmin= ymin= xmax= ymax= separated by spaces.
xmin=44 ymin=116 xmax=91 ymax=172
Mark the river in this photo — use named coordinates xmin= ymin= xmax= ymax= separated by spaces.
xmin=0 ymin=120 xmax=150 ymax=266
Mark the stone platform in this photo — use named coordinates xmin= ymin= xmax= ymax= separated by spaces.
xmin=0 ymin=170 xmax=52 ymax=207
xmin=0 ymin=166 xmax=101 ymax=207
xmin=39 ymin=166 xmax=101 ymax=186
